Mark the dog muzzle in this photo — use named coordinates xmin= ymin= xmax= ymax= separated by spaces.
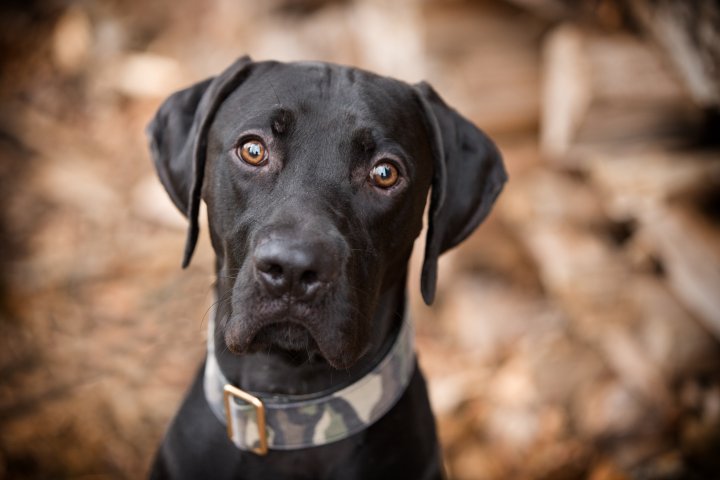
xmin=203 ymin=305 xmax=416 ymax=454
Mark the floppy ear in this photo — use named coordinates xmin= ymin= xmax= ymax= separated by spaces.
xmin=415 ymin=82 xmax=508 ymax=305
xmin=146 ymin=55 xmax=254 ymax=268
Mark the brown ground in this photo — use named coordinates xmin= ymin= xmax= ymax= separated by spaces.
xmin=1 ymin=1 xmax=719 ymax=479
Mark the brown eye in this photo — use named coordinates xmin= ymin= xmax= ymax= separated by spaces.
xmin=369 ymin=162 xmax=399 ymax=189
xmin=237 ymin=140 xmax=267 ymax=166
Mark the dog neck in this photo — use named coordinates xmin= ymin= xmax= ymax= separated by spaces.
xmin=212 ymin=279 xmax=407 ymax=397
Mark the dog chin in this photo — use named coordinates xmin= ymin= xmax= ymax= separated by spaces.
xmin=223 ymin=322 xmax=328 ymax=366
xmin=226 ymin=321 xmax=360 ymax=370
xmin=251 ymin=322 xmax=321 ymax=355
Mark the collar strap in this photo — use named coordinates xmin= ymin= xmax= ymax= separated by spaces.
xmin=203 ymin=308 xmax=415 ymax=454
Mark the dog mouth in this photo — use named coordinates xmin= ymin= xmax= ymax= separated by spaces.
xmin=247 ymin=322 xmax=323 ymax=363
xmin=225 ymin=284 xmax=364 ymax=369
xmin=225 ymin=311 xmax=361 ymax=370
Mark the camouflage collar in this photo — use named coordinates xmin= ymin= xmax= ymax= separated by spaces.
xmin=203 ymin=306 xmax=415 ymax=453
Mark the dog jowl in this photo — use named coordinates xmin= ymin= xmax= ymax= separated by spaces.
xmin=147 ymin=56 xmax=506 ymax=479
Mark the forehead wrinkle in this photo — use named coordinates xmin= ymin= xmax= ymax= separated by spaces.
xmin=351 ymin=127 xmax=376 ymax=154
xmin=270 ymin=107 xmax=294 ymax=134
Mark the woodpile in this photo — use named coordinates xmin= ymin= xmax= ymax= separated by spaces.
xmin=0 ymin=0 xmax=718 ymax=479
xmin=412 ymin=2 xmax=720 ymax=479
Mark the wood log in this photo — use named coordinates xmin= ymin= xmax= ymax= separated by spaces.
xmin=638 ymin=205 xmax=720 ymax=339
xmin=625 ymin=0 xmax=720 ymax=108
xmin=540 ymin=24 xmax=591 ymax=159
xmin=506 ymin=0 xmax=720 ymax=109
xmin=588 ymin=149 xmax=720 ymax=219
xmin=540 ymin=23 xmax=694 ymax=163
xmin=587 ymin=148 xmax=720 ymax=338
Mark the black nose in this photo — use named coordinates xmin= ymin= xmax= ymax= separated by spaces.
xmin=253 ymin=237 xmax=339 ymax=300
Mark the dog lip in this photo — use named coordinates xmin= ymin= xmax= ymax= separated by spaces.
xmin=224 ymin=312 xmax=360 ymax=370
xmin=252 ymin=321 xmax=317 ymax=349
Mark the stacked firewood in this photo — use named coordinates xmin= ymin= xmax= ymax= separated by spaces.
xmin=0 ymin=1 xmax=718 ymax=479
xmin=411 ymin=2 xmax=720 ymax=479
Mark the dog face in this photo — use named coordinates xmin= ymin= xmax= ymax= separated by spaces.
xmin=148 ymin=57 xmax=506 ymax=370
xmin=204 ymin=62 xmax=434 ymax=368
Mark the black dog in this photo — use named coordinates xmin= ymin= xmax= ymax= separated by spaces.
xmin=147 ymin=56 xmax=505 ymax=480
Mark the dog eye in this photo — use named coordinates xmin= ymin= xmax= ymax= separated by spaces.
xmin=369 ymin=162 xmax=399 ymax=189
xmin=237 ymin=140 xmax=267 ymax=166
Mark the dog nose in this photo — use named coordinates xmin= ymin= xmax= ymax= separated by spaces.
xmin=253 ymin=238 xmax=338 ymax=300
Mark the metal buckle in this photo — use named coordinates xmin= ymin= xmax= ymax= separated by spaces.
xmin=223 ymin=384 xmax=268 ymax=455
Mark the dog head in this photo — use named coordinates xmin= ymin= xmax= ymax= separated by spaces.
xmin=148 ymin=56 xmax=506 ymax=369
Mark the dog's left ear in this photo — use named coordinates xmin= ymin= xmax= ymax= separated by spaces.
xmin=415 ymin=82 xmax=508 ymax=305
xmin=146 ymin=55 xmax=254 ymax=268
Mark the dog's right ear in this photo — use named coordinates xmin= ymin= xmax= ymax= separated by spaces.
xmin=146 ymin=55 xmax=254 ymax=268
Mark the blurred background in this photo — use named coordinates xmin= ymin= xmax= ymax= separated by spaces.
xmin=1 ymin=0 xmax=719 ymax=478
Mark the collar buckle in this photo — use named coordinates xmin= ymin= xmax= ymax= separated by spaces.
xmin=223 ymin=384 xmax=268 ymax=455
